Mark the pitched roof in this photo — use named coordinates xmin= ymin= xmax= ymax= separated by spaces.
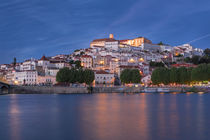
xmin=92 ymin=38 xmax=117 ymax=42
xmin=95 ymin=70 xmax=112 ymax=74
xmin=40 ymin=55 xmax=48 ymax=61
xmin=171 ymin=63 xmax=197 ymax=68
xmin=119 ymin=65 xmax=139 ymax=69
xmin=81 ymin=55 xmax=92 ymax=58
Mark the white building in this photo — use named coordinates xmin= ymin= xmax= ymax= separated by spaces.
xmin=20 ymin=59 xmax=37 ymax=71
xmin=95 ymin=70 xmax=114 ymax=84
xmin=141 ymin=74 xmax=151 ymax=86
xmin=15 ymin=70 xmax=38 ymax=85
xmin=37 ymin=75 xmax=56 ymax=85
xmin=105 ymin=40 xmax=119 ymax=51
xmin=141 ymin=43 xmax=161 ymax=52
xmin=160 ymin=45 xmax=173 ymax=52
xmin=81 ymin=55 xmax=93 ymax=68
xmin=38 ymin=56 xmax=50 ymax=68
xmin=45 ymin=67 xmax=59 ymax=76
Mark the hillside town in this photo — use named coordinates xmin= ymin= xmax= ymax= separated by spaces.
xmin=0 ymin=34 xmax=206 ymax=86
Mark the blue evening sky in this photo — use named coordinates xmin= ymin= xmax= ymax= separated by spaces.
xmin=0 ymin=0 xmax=210 ymax=64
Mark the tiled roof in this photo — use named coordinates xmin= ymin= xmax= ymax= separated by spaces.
xmin=40 ymin=55 xmax=48 ymax=61
xmin=119 ymin=65 xmax=139 ymax=69
xmin=171 ymin=63 xmax=197 ymax=68
xmin=95 ymin=70 xmax=112 ymax=74
xmin=81 ymin=55 xmax=92 ymax=58
xmin=92 ymin=38 xmax=117 ymax=42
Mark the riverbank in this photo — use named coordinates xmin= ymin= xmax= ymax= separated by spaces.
xmin=6 ymin=85 xmax=210 ymax=94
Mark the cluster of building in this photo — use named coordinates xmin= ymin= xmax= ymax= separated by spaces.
xmin=0 ymin=55 xmax=70 ymax=85
xmin=0 ymin=34 xmax=204 ymax=86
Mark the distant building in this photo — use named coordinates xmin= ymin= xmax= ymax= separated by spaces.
xmin=81 ymin=55 xmax=93 ymax=68
xmin=38 ymin=55 xmax=50 ymax=68
xmin=37 ymin=75 xmax=56 ymax=85
xmin=94 ymin=70 xmax=114 ymax=84
xmin=141 ymin=74 xmax=151 ymax=86
xmin=105 ymin=40 xmax=119 ymax=51
xmin=15 ymin=70 xmax=38 ymax=85
xmin=20 ymin=59 xmax=37 ymax=71
xmin=120 ymin=37 xmax=152 ymax=47
xmin=90 ymin=34 xmax=117 ymax=48
xmin=45 ymin=67 xmax=59 ymax=77
xmin=141 ymin=43 xmax=161 ymax=52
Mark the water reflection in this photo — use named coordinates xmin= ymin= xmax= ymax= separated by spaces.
xmin=9 ymin=95 xmax=21 ymax=140
xmin=0 ymin=93 xmax=210 ymax=140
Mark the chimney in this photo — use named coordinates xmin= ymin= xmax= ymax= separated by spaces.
xmin=109 ymin=34 xmax=114 ymax=39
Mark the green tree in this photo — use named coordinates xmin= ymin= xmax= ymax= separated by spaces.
xmin=131 ymin=69 xmax=141 ymax=83
xmin=56 ymin=67 xmax=70 ymax=83
xmin=191 ymin=64 xmax=209 ymax=82
xmin=184 ymin=57 xmax=191 ymax=63
xmin=151 ymin=68 xmax=162 ymax=85
xmin=161 ymin=68 xmax=170 ymax=85
xmin=83 ymin=69 xmax=95 ymax=85
xmin=204 ymin=48 xmax=210 ymax=57
xmin=169 ymin=67 xmax=178 ymax=84
xmin=208 ymin=64 xmax=210 ymax=81
xmin=77 ymin=68 xmax=84 ymax=83
xmin=13 ymin=57 xmax=17 ymax=67
xmin=186 ymin=67 xmax=192 ymax=84
xmin=120 ymin=69 xmax=141 ymax=84
xmin=179 ymin=67 xmax=188 ymax=84
xmin=149 ymin=61 xmax=164 ymax=67
xmin=69 ymin=60 xmax=74 ymax=64
xmin=75 ymin=60 xmax=82 ymax=69
xmin=191 ymin=55 xmax=200 ymax=65
xmin=120 ymin=69 xmax=131 ymax=84
xmin=157 ymin=41 xmax=164 ymax=45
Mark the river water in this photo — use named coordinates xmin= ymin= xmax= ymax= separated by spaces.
xmin=0 ymin=93 xmax=210 ymax=140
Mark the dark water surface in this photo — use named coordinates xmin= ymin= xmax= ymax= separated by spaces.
xmin=0 ymin=93 xmax=210 ymax=140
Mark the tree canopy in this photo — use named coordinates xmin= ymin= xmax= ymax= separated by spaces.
xmin=151 ymin=64 xmax=210 ymax=85
xmin=120 ymin=69 xmax=142 ymax=84
xmin=56 ymin=68 xmax=94 ymax=85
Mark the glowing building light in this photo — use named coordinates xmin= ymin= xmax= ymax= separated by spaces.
xmin=99 ymin=60 xmax=104 ymax=65
xmin=139 ymin=58 xmax=144 ymax=62
xmin=129 ymin=58 xmax=135 ymax=63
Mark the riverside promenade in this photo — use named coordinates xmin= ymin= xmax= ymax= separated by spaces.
xmin=5 ymin=85 xmax=210 ymax=94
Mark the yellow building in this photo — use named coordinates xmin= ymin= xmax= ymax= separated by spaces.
xmin=81 ymin=55 xmax=93 ymax=69
xmin=120 ymin=37 xmax=152 ymax=47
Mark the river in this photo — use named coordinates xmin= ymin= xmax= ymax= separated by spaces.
xmin=0 ymin=93 xmax=210 ymax=140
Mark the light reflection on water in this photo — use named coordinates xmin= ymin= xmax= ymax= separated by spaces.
xmin=0 ymin=93 xmax=210 ymax=140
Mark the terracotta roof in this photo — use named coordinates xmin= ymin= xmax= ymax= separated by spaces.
xmin=81 ymin=55 xmax=92 ymax=58
xmin=119 ymin=65 xmax=139 ymax=69
xmin=92 ymin=38 xmax=117 ymax=42
xmin=92 ymin=45 xmax=104 ymax=48
xmin=120 ymin=39 xmax=130 ymax=42
xmin=40 ymin=55 xmax=48 ymax=61
xmin=171 ymin=63 xmax=197 ymax=68
xmin=95 ymin=70 xmax=112 ymax=74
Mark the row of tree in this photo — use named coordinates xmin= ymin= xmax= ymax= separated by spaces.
xmin=120 ymin=69 xmax=142 ymax=84
xmin=149 ymin=61 xmax=165 ymax=67
xmin=184 ymin=48 xmax=210 ymax=64
xmin=151 ymin=64 xmax=210 ymax=85
xmin=69 ymin=60 xmax=82 ymax=69
xmin=56 ymin=68 xmax=95 ymax=85
xmin=184 ymin=55 xmax=210 ymax=64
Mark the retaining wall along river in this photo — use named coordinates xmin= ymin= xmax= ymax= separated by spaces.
xmin=7 ymin=86 xmax=209 ymax=94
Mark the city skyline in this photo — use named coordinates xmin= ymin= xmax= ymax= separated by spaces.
xmin=1 ymin=0 xmax=210 ymax=64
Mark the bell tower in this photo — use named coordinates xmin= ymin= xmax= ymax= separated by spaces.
xmin=109 ymin=34 xmax=114 ymax=39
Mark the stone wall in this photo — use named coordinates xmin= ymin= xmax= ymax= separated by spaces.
xmin=7 ymin=86 xmax=210 ymax=94
xmin=93 ymin=86 xmax=144 ymax=93
xmin=10 ymin=86 xmax=88 ymax=94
